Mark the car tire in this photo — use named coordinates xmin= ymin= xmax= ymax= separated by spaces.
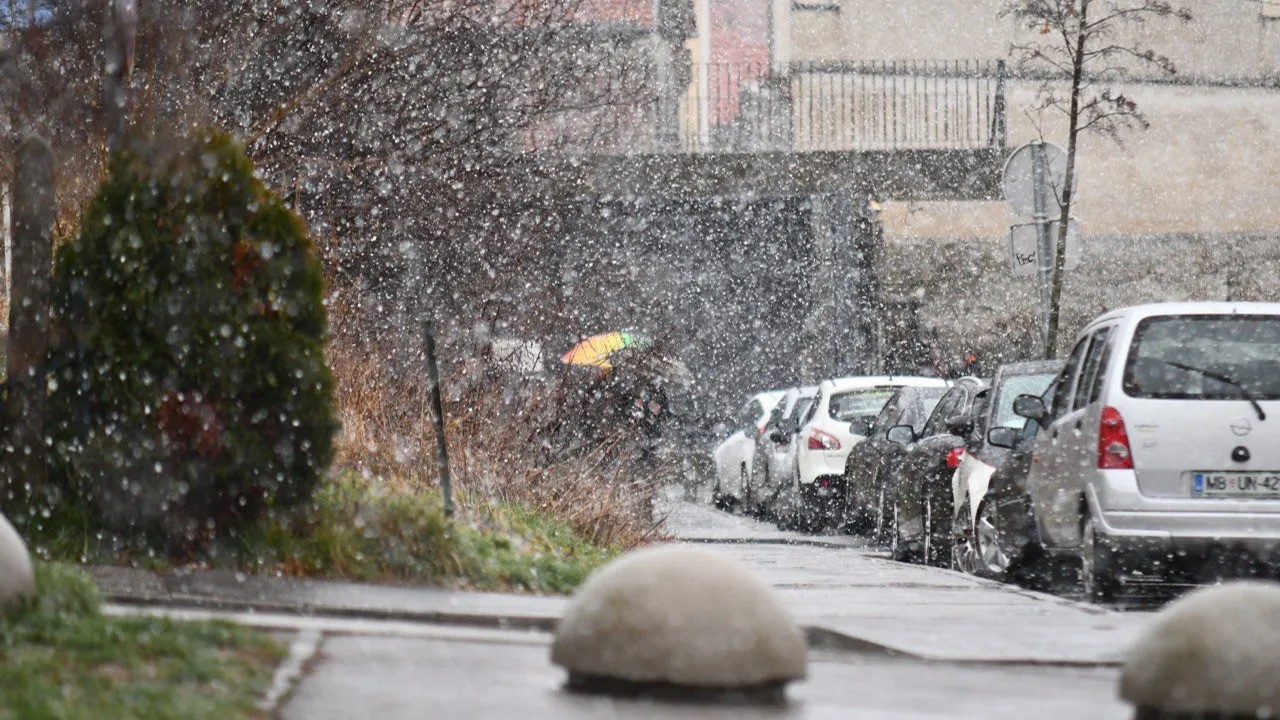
xmin=921 ymin=485 xmax=951 ymax=568
xmin=740 ymin=465 xmax=752 ymax=516
xmin=951 ymin=501 xmax=979 ymax=575
xmin=1081 ymin=512 xmax=1119 ymax=603
xmin=971 ymin=497 xmax=1012 ymax=580
xmin=890 ymin=504 xmax=919 ymax=563
xmin=712 ymin=477 xmax=733 ymax=512
xmin=873 ymin=485 xmax=890 ymax=545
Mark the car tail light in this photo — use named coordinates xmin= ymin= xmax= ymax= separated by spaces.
xmin=946 ymin=447 xmax=965 ymax=469
xmin=1098 ymin=406 xmax=1134 ymax=470
xmin=807 ymin=429 xmax=841 ymax=451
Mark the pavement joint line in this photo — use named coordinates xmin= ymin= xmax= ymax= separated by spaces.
xmin=259 ymin=627 xmax=323 ymax=714
xmin=677 ymin=536 xmax=874 ymax=550
xmin=101 ymin=592 xmax=562 ymax=633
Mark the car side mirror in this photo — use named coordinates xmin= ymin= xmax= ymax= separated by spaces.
xmin=987 ymin=426 xmax=1019 ymax=449
xmin=886 ymin=425 xmax=916 ymax=445
xmin=1012 ymin=394 xmax=1047 ymax=421
xmin=944 ymin=415 xmax=974 ymax=437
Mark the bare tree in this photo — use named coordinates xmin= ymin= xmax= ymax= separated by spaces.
xmin=1 ymin=0 xmax=676 ymax=349
xmin=1003 ymin=0 xmax=1191 ymax=356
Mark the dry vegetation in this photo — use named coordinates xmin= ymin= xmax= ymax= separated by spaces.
xmin=325 ymin=302 xmax=667 ymax=552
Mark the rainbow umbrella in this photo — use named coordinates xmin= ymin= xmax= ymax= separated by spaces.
xmin=562 ymin=332 xmax=649 ymax=370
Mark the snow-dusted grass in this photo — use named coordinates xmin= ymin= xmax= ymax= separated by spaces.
xmin=0 ymin=563 xmax=282 ymax=720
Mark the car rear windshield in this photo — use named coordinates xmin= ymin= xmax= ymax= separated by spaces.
xmin=829 ymin=389 xmax=895 ymax=421
xmin=992 ymin=373 xmax=1057 ymax=428
xmin=1123 ymin=315 xmax=1280 ymax=400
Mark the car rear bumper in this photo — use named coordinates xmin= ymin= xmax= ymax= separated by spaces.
xmin=1098 ymin=509 xmax=1280 ymax=544
xmin=798 ymin=451 xmax=850 ymax=485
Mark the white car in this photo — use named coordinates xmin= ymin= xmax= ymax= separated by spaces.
xmin=793 ymin=376 xmax=949 ymax=527
xmin=748 ymin=385 xmax=818 ymax=515
xmin=1015 ymin=302 xmax=1280 ymax=601
xmin=712 ymin=390 xmax=785 ymax=510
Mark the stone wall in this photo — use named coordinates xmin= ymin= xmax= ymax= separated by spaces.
xmin=880 ymin=231 xmax=1280 ymax=369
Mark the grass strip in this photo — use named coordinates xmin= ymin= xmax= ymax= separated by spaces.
xmin=0 ymin=563 xmax=284 ymax=720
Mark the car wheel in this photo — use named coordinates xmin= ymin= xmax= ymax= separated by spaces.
xmin=712 ymin=476 xmax=732 ymax=512
xmin=951 ymin=502 xmax=979 ymax=575
xmin=922 ymin=486 xmax=951 ymax=569
xmin=873 ymin=485 xmax=889 ymax=544
xmin=890 ymin=504 xmax=918 ymax=562
xmin=1081 ymin=513 xmax=1119 ymax=603
xmin=973 ymin=498 xmax=1012 ymax=579
xmin=740 ymin=465 xmax=752 ymax=515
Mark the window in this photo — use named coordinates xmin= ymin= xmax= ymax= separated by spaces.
xmin=802 ymin=391 xmax=822 ymax=425
xmin=991 ymin=372 xmax=1058 ymax=428
xmin=1073 ymin=327 xmax=1113 ymax=411
xmin=1053 ymin=337 xmax=1091 ymax=419
xmin=923 ymin=387 xmax=965 ymax=437
xmin=1262 ymin=1 xmax=1280 ymax=20
xmin=1123 ymin=315 xmax=1280 ymax=400
xmin=828 ymin=389 xmax=896 ymax=422
xmin=788 ymin=396 xmax=815 ymax=422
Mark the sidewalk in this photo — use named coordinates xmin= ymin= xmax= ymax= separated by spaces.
xmin=90 ymin=491 xmax=1160 ymax=718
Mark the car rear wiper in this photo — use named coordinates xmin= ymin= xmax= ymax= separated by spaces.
xmin=1160 ymin=360 xmax=1266 ymax=421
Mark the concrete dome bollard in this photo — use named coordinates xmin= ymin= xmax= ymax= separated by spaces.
xmin=0 ymin=512 xmax=36 ymax=611
xmin=551 ymin=545 xmax=806 ymax=703
xmin=1119 ymin=582 xmax=1280 ymax=719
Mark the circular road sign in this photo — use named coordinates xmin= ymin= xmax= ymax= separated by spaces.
xmin=1001 ymin=142 xmax=1077 ymax=218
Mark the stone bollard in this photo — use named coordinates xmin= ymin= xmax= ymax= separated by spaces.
xmin=0 ymin=511 xmax=35 ymax=611
xmin=551 ymin=545 xmax=806 ymax=703
xmin=1119 ymin=582 xmax=1280 ymax=719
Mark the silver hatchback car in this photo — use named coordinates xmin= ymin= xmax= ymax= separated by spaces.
xmin=1014 ymin=302 xmax=1280 ymax=600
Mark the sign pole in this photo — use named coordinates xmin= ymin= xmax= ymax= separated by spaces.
xmin=423 ymin=321 xmax=455 ymax=518
xmin=1031 ymin=142 xmax=1053 ymax=352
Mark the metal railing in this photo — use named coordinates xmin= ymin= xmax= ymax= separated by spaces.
xmin=531 ymin=58 xmax=1008 ymax=156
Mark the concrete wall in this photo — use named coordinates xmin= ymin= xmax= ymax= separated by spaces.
xmin=879 ymin=80 xmax=1280 ymax=239
xmin=775 ymin=0 xmax=1280 ymax=84
xmin=880 ymin=230 xmax=1280 ymax=363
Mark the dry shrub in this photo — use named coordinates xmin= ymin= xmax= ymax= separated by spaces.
xmin=324 ymin=303 xmax=666 ymax=550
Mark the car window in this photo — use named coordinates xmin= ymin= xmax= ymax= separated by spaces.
xmin=1073 ymin=327 xmax=1114 ymax=410
xmin=788 ymin=396 xmax=814 ymax=422
xmin=744 ymin=400 xmax=765 ymax=429
xmin=869 ymin=393 xmax=904 ymax=435
xmin=801 ymin=390 xmax=821 ymax=425
xmin=916 ymin=392 xmax=945 ymax=432
xmin=992 ymin=372 xmax=1057 ymax=429
xmin=828 ymin=389 xmax=896 ymax=422
xmin=1123 ymin=315 xmax=1280 ymax=400
xmin=1053 ymin=337 xmax=1091 ymax=419
xmin=922 ymin=387 xmax=965 ymax=437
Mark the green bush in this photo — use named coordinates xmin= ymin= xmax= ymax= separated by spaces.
xmin=46 ymin=132 xmax=337 ymax=548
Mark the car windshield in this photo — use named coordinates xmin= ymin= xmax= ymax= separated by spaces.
xmin=1123 ymin=316 xmax=1280 ymax=400
xmin=991 ymin=373 xmax=1058 ymax=428
xmin=828 ymin=389 xmax=896 ymax=422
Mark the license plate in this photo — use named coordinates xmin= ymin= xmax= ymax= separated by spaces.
xmin=1193 ymin=472 xmax=1280 ymax=498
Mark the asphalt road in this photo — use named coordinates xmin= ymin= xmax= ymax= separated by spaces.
xmin=263 ymin=490 xmax=1156 ymax=719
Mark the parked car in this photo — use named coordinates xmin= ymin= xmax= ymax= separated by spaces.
xmin=712 ymin=390 xmax=785 ymax=510
xmin=792 ymin=375 xmax=949 ymax=530
xmin=950 ymin=361 xmax=1063 ymax=574
xmin=842 ymin=385 xmax=949 ymax=540
xmin=1015 ymin=302 xmax=1280 ymax=601
xmin=977 ymin=373 xmax=1065 ymax=586
xmin=749 ymin=385 xmax=818 ymax=517
xmin=887 ymin=376 xmax=988 ymax=567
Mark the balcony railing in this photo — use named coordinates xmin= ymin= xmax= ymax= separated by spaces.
xmin=529 ymin=59 xmax=1008 ymax=156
